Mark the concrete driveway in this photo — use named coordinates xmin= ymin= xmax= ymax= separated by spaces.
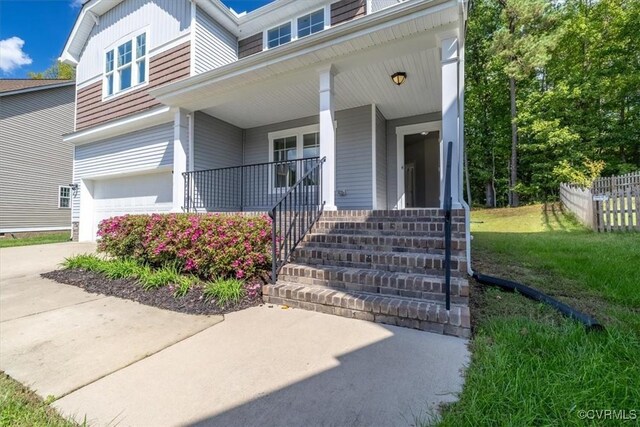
xmin=0 ymin=243 xmax=469 ymax=427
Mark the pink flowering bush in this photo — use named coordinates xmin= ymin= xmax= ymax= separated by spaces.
xmin=97 ymin=213 xmax=272 ymax=280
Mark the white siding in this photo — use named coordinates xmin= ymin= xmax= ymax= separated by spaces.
xmin=194 ymin=112 xmax=243 ymax=170
xmin=72 ymin=122 xmax=174 ymax=220
xmin=194 ymin=6 xmax=238 ymax=74
xmin=0 ymin=86 xmax=75 ymax=231
xmin=77 ymin=0 xmax=191 ymax=85
xmin=371 ymin=0 xmax=404 ymax=13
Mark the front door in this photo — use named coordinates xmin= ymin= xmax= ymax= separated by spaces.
xmin=403 ymin=131 xmax=440 ymax=208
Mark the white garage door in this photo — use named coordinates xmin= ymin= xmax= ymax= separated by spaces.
xmin=92 ymin=172 xmax=173 ymax=236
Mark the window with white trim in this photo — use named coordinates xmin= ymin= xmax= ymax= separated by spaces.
xmin=267 ymin=22 xmax=291 ymax=49
xmin=298 ymin=9 xmax=324 ymax=38
xmin=58 ymin=186 xmax=71 ymax=208
xmin=104 ymin=31 xmax=147 ymax=98
xmin=269 ymin=125 xmax=320 ymax=190
xmin=265 ymin=6 xmax=329 ymax=50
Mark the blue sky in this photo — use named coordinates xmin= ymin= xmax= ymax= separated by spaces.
xmin=0 ymin=0 xmax=273 ymax=78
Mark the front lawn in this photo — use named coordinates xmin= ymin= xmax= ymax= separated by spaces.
xmin=438 ymin=204 xmax=640 ymax=426
xmin=0 ymin=232 xmax=69 ymax=249
xmin=0 ymin=372 xmax=78 ymax=427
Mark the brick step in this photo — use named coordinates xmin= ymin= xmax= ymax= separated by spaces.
xmin=302 ymin=233 xmax=466 ymax=255
xmin=312 ymin=220 xmax=465 ymax=235
xmin=279 ymin=263 xmax=469 ymax=304
xmin=262 ymin=282 xmax=471 ymax=338
xmin=308 ymin=227 xmax=466 ymax=239
xmin=320 ymin=209 xmax=466 ymax=219
xmin=292 ymin=247 xmax=468 ymax=276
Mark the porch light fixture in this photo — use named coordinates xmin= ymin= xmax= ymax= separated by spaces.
xmin=391 ymin=72 xmax=407 ymax=86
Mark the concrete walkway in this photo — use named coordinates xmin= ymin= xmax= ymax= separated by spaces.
xmin=0 ymin=243 xmax=469 ymax=427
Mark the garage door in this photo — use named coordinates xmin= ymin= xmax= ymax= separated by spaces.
xmin=92 ymin=172 xmax=173 ymax=237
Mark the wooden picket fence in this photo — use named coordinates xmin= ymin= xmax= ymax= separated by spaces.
xmin=560 ymin=171 xmax=640 ymax=232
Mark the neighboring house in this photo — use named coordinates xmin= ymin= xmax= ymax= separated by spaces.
xmin=0 ymin=79 xmax=75 ymax=236
xmin=61 ymin=0 xmax=471 ymax=336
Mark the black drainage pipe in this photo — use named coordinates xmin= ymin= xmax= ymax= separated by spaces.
xmin=473 ymin=272 xmax=604 ymax=331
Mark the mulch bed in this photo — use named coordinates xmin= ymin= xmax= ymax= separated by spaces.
xmin=42 ymin=269 xmax=263 ymax=316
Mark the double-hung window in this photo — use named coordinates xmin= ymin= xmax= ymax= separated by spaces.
xmin=104 ymin=31 xmax=147 ymax=98
xmin=58 ymin=186 xmax=71 ymax=209
xmin=269 ymin=125 xmax=320 ymax=190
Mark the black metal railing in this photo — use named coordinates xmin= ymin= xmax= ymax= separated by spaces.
xmin=443 ymin=140 xmax=453 ymax=311
xmin=270 ymin=157 xmax=326 ymax=282
xmin=183 ymin=157 xmax=320 ymax=212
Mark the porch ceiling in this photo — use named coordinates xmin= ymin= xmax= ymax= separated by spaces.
xmin=152 ymin=0 xmax=460 ymax=129
xmin=201 ymin=46 xmax=442 ymax=128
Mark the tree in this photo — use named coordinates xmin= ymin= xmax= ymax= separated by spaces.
xmin=490 ymin=0 xmax=559 ymax=206
xmin=29 ymin=60 xmax=75 ymax=80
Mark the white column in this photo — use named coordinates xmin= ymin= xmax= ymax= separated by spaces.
xmin=172 ymin=108 xmax=189 ymax=212
xmin=319 ymin=65 xmax=337 ymax=211
xmin=441 ymin=36 xmax=461 ymax=208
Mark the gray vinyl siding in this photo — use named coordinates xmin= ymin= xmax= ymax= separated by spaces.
xmin=193 ymin=111 xmax=242 ymax=170
xmin=375 ymin=107 xmax=387 ymax=209
xmin=194 ymin=6 xmax=238 ymax=74
xmin=386 ymin=112 xmax=441 ymax=208
xmin=243 ymin=105 xmax=374 ymax=210
xmin=72 ymin=122 xmax=174 ymax=221
xmin=0 ymin=85 xmax=75 ymax=231
xmin=335 ymin=105 xmax=372 ymax=209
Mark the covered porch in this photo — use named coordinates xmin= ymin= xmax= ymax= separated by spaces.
xmin=152 ymin=0 xmax=466 ymax=213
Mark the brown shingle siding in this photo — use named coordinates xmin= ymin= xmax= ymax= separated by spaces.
xmin=238 ymin=33 xmax=263 ymax=59
xmin=75 ymin=41 xmax=190 ymax=130
xmin=331 ymin=0 xmax=367 ymax=26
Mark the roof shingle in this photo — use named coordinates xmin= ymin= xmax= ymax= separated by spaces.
xmin=0 ymin=79 xmax=74 ymax=94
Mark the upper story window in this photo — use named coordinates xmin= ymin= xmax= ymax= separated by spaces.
xmin=104 ymin=31 xmax=147 ymax=98
xmin=298 ymin=9 xmax=324 ymax=38
xmin=267 ymin=23 xmax=291 ymax=49
xmin=264 ymin=6 xmax=329 ymax=50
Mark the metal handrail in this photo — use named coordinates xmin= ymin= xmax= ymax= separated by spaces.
xmin=443 ymin=140 xmax=453 ymax=311
xmin=269 ymin=157 xmax=326 ymax=282
xmin=183 ymin=157 xmax=320 ymax=212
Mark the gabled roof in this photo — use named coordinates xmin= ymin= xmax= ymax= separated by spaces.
xmin=59 ymin=0 xmax=333 ymax=65
xmin=0 ymin=79 xmax=75 ymax=96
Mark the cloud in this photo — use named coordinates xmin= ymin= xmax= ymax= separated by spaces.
xmin=0 ymin=37 xmax=32 ymax=73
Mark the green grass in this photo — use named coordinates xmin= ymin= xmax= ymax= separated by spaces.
xmin=204 ymin=278 xmax=246 ymax=307
xmin=438 ymin=203 xmax=640 ymax=426
xmin=0 ymin=232 xmax=69 ymax=248
xmin=62 ymin=255 xmax=199 ymax=295
xmin=0 ymin=372 xmax=79 ymax=427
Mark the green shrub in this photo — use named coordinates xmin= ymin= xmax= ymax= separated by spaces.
xmin=97 ymin=213 xmax=272 ymax=280
xmin=100 ymin=258 xmax=144 ymax=280
xmin=203 ymin=278 xmax=246 ymax=307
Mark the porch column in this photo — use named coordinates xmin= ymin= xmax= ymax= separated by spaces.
xmin=319 ymin=65 xmax=337 ymax=211
xmin=441 ymin=35 xmax=461 ymax=208
xmin=172 ymin=108 xmax=189 ymax=212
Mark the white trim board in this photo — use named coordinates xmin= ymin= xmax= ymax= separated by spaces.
xmin=63 ymin=106 xmax=173 ymax=145
xmin=395 ymin=121 xmax=441 ymax=210
xmin=0 ymin=226 xmax=72 ymax=233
